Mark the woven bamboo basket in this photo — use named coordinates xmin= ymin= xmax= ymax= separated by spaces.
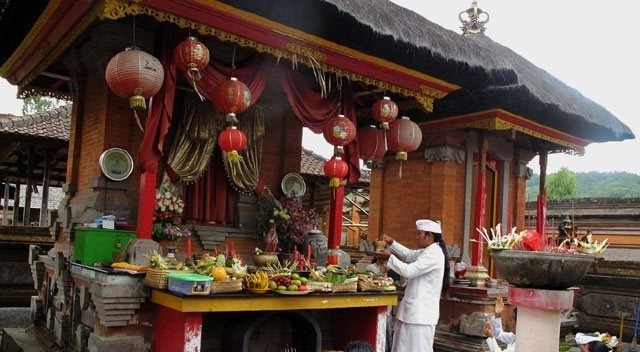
xmin=144 ymin=268 xmax=172 ymax=289
xmin=357 ymin=281 xmax=388 ymax=292
xmin=210 ymin=279 xmax=243 ymax=294
xmin=330 ymin=281 xmax=357 ymax=293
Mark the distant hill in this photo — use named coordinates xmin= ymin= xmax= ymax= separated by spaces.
xmin=526 ymin=171 xmax=640 ymax=201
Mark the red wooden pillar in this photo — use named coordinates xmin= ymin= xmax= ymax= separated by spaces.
xmin=136 ymin=171 xmax=156 ymax=239
xmin=471 ymin=133 xmax=488 ymax=267
xmin=153 ymin=305 xmax=203 ymax=352
xmin=327 ymin=185 xmax=345 ymax=249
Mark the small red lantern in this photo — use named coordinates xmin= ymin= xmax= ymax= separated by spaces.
xmin=105 ymin=47 xmax=164 ymax=111
xmin=323 ymin=114 xmax=356 ymax=154
xmin=357 ymin=125 xmax=387 ymax=161
xmin=217 ymin=126 xmax=247 ymax=163
xmin=174 ymin=36 xmax=210 ymax=96
xmin=371 ymin=96 xmax=398 ymax=129
xmin=387 ymin=116 xmax=422 ymax=161
xmin=213 ymin=77 xmax=251 ymax=117
xmin=324 ymin=156 xmax=349 ymax=188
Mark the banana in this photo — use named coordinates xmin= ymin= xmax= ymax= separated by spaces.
xmin=245 ymin=271 xmax=269 ymax=289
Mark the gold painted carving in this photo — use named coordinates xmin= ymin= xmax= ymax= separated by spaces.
xmin=427 ymin=117 xmax=585 ymax=154
xmin=97 ymin=0 xmax=448 ymax=112
xmin=285 ymin=43 xmax=326 ymax=62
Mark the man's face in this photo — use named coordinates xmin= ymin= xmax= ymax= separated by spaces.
xmin=417 ymin=231 xmax=433 ymax=248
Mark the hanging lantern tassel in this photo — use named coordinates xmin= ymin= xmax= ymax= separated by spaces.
xmin=174 ymin=36 xmax=210 ymax=101
xmin=105 ymin=47 xmax=164 ymax=133
xmin=324 ymin=156 xmax=349 ymax=199
xmin=218 ymin=126 xmax=248 ymax=175
xmin=387 ymin=117 xmax=422 ymax=180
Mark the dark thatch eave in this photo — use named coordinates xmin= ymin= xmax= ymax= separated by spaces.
xmin=222 ymin=0 xmax=517 ymax=88
xmin=432 ymin=34 xmax=634 ymax=143
xmin=0 ymin=0 xmax=48 ymax=65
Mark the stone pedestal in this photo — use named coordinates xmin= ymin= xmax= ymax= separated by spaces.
xmin=509 ymin=287 xmax=574 ymax=352
xmin=464 ymin=265 xmax=490 ymax=287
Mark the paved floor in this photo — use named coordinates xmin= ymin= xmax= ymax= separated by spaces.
xmin=0 ymin=309 xmax=29 ymax=330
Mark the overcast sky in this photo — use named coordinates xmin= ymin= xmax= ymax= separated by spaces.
xmin=1 ymin=1 xmax=638 ymax=175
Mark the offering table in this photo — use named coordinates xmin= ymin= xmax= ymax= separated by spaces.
xmin=151 ymin=290 xmax=398 ymax=352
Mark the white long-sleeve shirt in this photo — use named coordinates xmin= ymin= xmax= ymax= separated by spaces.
xmin=486 ymin=316 xmax=516 ymax=351
xmin=386 ymin=241 xmax=444 ymax=325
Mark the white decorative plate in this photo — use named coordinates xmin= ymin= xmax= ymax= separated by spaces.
xmin=281 ymin=173 xmax=306 ymax=197
xmin=273 ymin=289 xmax=311 ymax=295
xmin=99 ymin=148 xmax=134 ymax=181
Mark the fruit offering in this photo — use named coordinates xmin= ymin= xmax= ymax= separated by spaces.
xmin=245 ymin=271 xmax=269 ymax=290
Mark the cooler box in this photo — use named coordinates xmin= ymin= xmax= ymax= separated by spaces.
xmin=167 ymin=273 xmax=213 ymax=295
xmin=73 ymin=227 xmax=136 ymax=265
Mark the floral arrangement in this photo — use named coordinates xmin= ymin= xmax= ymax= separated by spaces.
xmin=257 ymin=195 xmax=316 ymax=253
xmin=152 ymin=181 xmax=187 ymax=241
xmin=475 ymin=223 xmax=609 ymax=254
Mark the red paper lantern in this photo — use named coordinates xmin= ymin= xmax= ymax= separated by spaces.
xmin=357 ymin=125 xmax=387 ymax=161
xmin=218 ymin=126 xmax=247 ymax=163
xmin=214 ymin=77 xmax=251 ymax=116
xmin=105 ymin=47 xmax=164 ymax=110
xmin=324 ymin=156 xmax=349 ymax=188
xmin=387 ymin=116 xmax=422 ymax=161
xmin=174 ymin=36 xmax=210 ymax=82
xmin=371 ymin=96 xmax=398 ymax=128
xmin=323 ymin=114 xmax=356 ymax=151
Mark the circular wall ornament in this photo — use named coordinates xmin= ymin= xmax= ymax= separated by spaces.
xmin=99 ymin=148 xmax=134 ymax=181
xmin=281 ymin=173 xmax=306 ymax=197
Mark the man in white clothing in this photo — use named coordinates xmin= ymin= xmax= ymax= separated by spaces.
xmin=376 ymin=219 xmax=450 ymax=352
xmin=484 ymin=296 xmax=516 ymax=351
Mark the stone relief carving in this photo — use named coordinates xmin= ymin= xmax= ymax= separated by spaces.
xmin=424 ymin=146 xmax=465 ymax=163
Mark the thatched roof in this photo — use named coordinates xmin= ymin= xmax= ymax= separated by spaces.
xmin=432 ymin=34 xmax=634 ymax=142
xmin=224 ymin=0 xmax=516 ymax=88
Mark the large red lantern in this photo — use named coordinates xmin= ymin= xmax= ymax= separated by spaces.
xmin=324 ymin=156 xmax=349 ymax=188
xmin=323 ymin=114 xmax=356 ymax=154
xmin=371 ymin=96 xmax=398 ymax=129
xmin=357 ymin=125 xmax=387 ymax=162
xmin=174 ymin=36 xmax=209 ymax=97
xmin=105 ymin=47 xmax=164 ymax=111
xmin=387 ymin=116 xmax=422 ymax=161
xmin=218 ymin=126 xmax=247 ymax=163
xmin=213 ymin=77 xmax=251 ymax=117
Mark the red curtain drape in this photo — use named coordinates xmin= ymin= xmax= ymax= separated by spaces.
xmin=183 ymin=151 xmax=235 ymax=223
xmin=278 ymin=68 xmax=360 ymax=183
xmin=182 ymin=54 xmax=362 ymax=223
xmin=183 ymin=56 xmax=272 ymax=223
xmin=138 ymin=36 xmax=177 ymax=173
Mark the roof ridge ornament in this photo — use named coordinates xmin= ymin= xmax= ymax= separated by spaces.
xmin=459 ymin=1 xmax=490 ymax=35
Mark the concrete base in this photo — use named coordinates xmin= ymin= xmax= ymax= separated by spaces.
xmin=87 ymin=333 xmax=146 ymax=352
xmin=509 ymin=287 xmax=574 ymax=352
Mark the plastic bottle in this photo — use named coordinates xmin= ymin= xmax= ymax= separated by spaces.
xmin=336 ymin=246 xmax=351 ymax=268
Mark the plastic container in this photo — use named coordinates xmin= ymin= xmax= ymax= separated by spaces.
xmin=336 ymin=247 xmax=351 ymax=268
xmin=167 ymin=273 xmax=213 ymax=295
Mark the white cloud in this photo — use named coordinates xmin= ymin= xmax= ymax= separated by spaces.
xmin=0 ymin=78 xmax=23 ymax=115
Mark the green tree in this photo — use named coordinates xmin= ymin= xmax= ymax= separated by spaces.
xmin=22 ymin=95 xmax=59 ymax=115
xmin=546 ymin=167 xmax=577 ymax=200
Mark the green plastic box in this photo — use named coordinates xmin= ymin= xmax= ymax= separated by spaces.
xmin=73 ymin=227 xmax=136 ymax=265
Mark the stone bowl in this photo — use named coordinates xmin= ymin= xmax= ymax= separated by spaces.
xmin=252 ymin=253 xmax=279 ymax=268
xmin=490 ymin=250 xmax=596 ymax=290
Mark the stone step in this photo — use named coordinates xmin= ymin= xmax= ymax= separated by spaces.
xmin=0 ymin=328 xmax=49 ymax=352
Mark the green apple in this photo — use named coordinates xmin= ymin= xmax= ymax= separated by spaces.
xmin=277 ymin=285 xmax=287 ymax=291
xmin=291 ymin=273 xmax=301 ymax=280
xmin=300 ymin=277 xmax=308 ymax=284
xmin=287 ymin=284 xmax=298 ymax=291
xmin=292 ymin=279 xmax=302 ymax=287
